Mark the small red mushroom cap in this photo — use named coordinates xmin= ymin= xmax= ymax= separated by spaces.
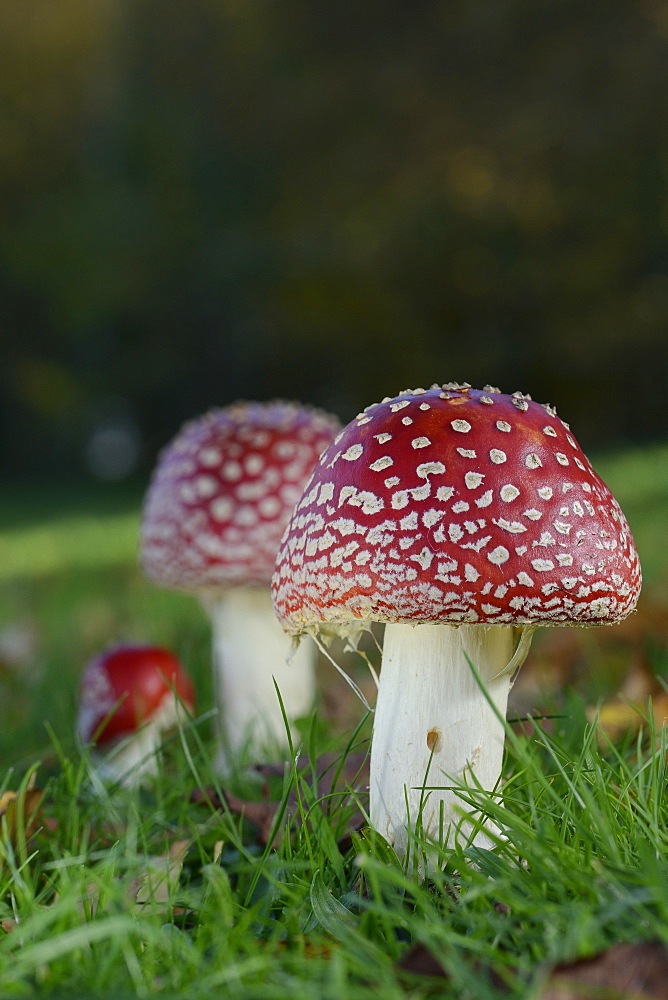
xmin=141 ymin=401 xmax=341 ymax=591
xmin=77 ymin=645 xmax=195 ymax=747
xmin=272 ymin=385 xmax=642 ymax=634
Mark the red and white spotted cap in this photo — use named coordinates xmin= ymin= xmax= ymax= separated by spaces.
xmin=77 ymin=645 xmax=195 ymax=747
xmin=141 ymin=401 xmax=341 ymax=591
xmin=272 ymin=384 xmax=642 ymax=635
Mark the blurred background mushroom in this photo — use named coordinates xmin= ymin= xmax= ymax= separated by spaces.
xmin=76 ymin=644 xmax=195 ymax=785
xmin=140 ymin=401 xmax=340 ymax=765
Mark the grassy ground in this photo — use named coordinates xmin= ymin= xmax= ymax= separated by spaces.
xmin=0 ymin=442 xmax=667 ymax=997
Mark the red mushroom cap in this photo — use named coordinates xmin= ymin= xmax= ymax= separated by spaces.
xmin=141 ymin=401 xmax=341 ymax=591
xmin=77 ymin=645 xmax=195 ymax=747
xmin=272 ymin=385 xmax=641 ymax=634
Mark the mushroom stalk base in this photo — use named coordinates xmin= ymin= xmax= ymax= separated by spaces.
xmin=370 ymin=623 xmax=515 ymax=859
xmin=91 ymin=693 xmax=187 ymax=787
xmin=204 ymin=587 xmax=316 ymax=768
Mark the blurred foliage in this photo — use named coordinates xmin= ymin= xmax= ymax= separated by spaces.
xmin=2 ymin=0 xmax=668 ymax=477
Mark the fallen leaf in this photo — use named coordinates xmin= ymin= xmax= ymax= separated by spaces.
xmin=511 ymin=597 xmax=668 ymax=716
xmin=273 ymin=936 xmax=333 ymax=959
xmin=78 ymin=839 xmax=192 ymax=920
xmin=540 ymin=940 xmax=668 ymax=999
xmin=396 ymin=943 xmax=510 ymax=992
xmin=397 ymin=943 xmax=448 ymax=979
xmin=131 ymin=839 xmax=190 ymax=912
xmin=0 ymin=779 xmax=44 ymax=849
xmin=190 ymin=786 xmax=277 ymax=845
xmin=589 ymin=693 xmax=668 ymax=743
xmin=191 ymin=752 xmax=369 ymax=848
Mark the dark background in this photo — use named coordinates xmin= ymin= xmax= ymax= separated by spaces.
xmin=2 ymin=0 xmax=668 ymax=482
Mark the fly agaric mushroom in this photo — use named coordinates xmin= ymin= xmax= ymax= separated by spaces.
xmin=140 ymin=401 xmax=340 ymax=764
xmin=272 ymin=384 xmax=642 ymax=856
xmin=77 ymin=645 xmax=195 ymax=784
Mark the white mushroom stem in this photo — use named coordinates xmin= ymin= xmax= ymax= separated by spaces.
xmin=203 ymin=587 xmax=316 ymax=768
xmin=91 ymin=693 xmax=188 ymax=787
xmin=370 ymin=622 xmax=516 ymax=858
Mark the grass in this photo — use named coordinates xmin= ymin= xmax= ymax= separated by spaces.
xmin=1 ymin=702 xmax=667 ymax=997
xmin=0 ymin=440 xmax=667 ymax=997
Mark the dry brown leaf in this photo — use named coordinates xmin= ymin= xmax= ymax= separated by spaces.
xmin=395 ymin=940 xmax=668 ymax=997
xmin=589 ymin=692 xmax=668 ymax=743
xmin=396 ymin=943 xmax=511 ymax=991
xmin=274 ymin=936 xmax=333 ymax=959
xmin=0 ymin=780 xmax=44 ymax=849
xmin=511 ymin=597 xmax=668 ymax=717
xmin=190 ymin=786 xmax=277 ymax=844
xmin=77 ymin=839 xmax=192 ymax=920
xmin=191 ymin=752 xmax=368 ymax=848
xmin=541 ymin=940 xmax=668 ymax=1000
xmin=131 ymin=839 xmax=190 ymax=913
xmin=397 ymin=943 xmax=448 ymax=979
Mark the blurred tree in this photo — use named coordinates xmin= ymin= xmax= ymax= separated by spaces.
xmin=1 ymin=0 xmax=667 ymax=477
